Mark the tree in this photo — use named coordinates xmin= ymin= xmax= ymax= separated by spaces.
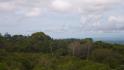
xmin=0 ymin=63 xmax=6 ymax=70
xmin=81 ymin=38 xmax=93 ymax=59
xmin=68 ymin=41 xmax=81 ymax=56
xmin=4 ymin=33 xmax=11 ymax=40
xmin=27 ymin=32 xmax=52 ymax=52
xmin=31 ymin=32 xmax=51 ymax=41
xmin=0 ymin=34 xmax=4 ymax=48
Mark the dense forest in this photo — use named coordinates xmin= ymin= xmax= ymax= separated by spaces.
xmin=0 ymin=32 xmax=124 ymax=70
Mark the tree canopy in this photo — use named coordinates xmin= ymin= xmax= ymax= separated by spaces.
xmin=0 ymin=32 xmax=124 ymax=70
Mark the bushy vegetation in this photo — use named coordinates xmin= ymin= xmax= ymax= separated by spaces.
xmin=0 ymin=32 xmax=124 ymax=70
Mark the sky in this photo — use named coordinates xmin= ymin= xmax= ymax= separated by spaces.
xmin=0 ymin=0 xmax=124 ymax=39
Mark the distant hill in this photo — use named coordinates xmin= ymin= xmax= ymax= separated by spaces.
xmin=94 ymin=37 xmax=124 ymax=44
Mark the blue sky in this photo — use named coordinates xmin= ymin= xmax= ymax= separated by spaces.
xmin=0 ymin=0 xmax=124 ymax=39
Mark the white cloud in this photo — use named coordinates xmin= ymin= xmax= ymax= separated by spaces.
xmin=0 ymin=0 xmax=124 ymax=33
xmin=48 ymin=0 xmax=124 ymax=33
xmin=108 ymin=16 xmax=124 ymax=22
xmin=0 ymin=0 xmax=123 ymax=15
xmin=25 ymin=7 xmax=41 ymax=17
xmin=107 ymin=16 xmax=124 ymax=31
xmin=79 ymin=15 xmax=124 ymax=32
xmin=0 ymin=2 xmax=16 ymax=11
xmin=50 ymin=0 xmax=72 ymax=12
xmin=49 ymin=0 xmax=123 ymax=14
xmin=0 ymin=0 xmax=50 ymax=16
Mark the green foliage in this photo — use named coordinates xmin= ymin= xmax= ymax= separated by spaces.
xmin=0 ymin=32 xmax=124 ymax=70
xmin=0 ymin=63 xmax=6 ymax=70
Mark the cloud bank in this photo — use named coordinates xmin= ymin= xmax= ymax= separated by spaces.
xmin=0 ymin=0 xmax=124 ymax=33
